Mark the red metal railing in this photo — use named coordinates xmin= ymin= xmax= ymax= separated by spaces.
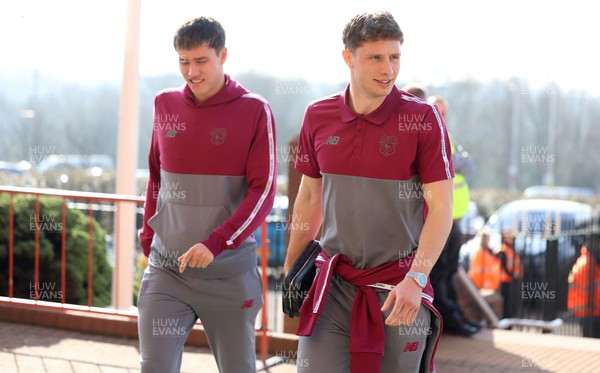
xmin=0 ymin=186 xmax=272 ymax=356
xmin=1 ymin=186 xmax=144 ymax=310
xmin=259 ymin=220 xmax=269 ymax=360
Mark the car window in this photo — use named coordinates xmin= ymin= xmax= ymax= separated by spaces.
xmin=490 ymin=208 xmax=591 ymax=236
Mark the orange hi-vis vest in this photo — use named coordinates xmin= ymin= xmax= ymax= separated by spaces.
xmin=499 ymin=244 xmax=523 ymax=283
xmin=468 ymin=247 xmax=501 ymax=291
xmin=568 ymin=246 xmax=600 ymax=317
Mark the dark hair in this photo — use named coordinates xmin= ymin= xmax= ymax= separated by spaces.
xmin=342 ymin=11 xmax=403 ymax=52
xmin=402 ymin=83 xmax=428 ymax=99
xmin=173 ymin=17 xmax=226 ymax=52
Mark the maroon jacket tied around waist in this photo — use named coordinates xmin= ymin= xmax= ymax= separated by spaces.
xmin=297 ymin=251 xmax=438 ymax=373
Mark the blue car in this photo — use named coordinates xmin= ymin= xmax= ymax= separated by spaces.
xmin=255 ymin=196 xmax=289 ymax=267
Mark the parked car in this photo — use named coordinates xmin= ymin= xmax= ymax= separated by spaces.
xmin=37 ymin=154 xmax=114 ymax=174
xmin=459 ymin=200 xmax=485 ymax=242
xmin=0 ymin=160 xmax=26 ymax=175
xmin=461 ymin=198 xmax=593 ymax=258
xmin=523 ymin=185 xmax=596 ymax=199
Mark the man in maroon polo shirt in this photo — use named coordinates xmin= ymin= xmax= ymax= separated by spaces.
xmin=283 ymin=11 xmax=454 ymax=373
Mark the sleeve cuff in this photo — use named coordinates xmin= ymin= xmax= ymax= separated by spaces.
xmin=419 ymin=171 xmax=454 ymax=184
xmin=138 ymin=229 xmax=153 ymax=257
xmin=202 ymin=232 xmax=231 ymax=258
xmin=294 ymin=164 xmax=321 ymax=179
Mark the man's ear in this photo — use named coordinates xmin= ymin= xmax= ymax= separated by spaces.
xmin=342 ymin=49 xmax=353 ymax=69
xmin=219 ymin=47 xmax=228 ymax=64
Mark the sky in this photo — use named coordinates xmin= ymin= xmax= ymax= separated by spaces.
xmin=1 ymin=0 xmax=599 ymax=95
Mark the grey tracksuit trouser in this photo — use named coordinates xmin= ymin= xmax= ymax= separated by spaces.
xmin=297 ymin=276 xmax=436 ymax=373
xmin=137 ymin=264 xmax=263 ymax=373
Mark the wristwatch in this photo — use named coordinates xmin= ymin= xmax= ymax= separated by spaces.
xmin=406 ymin=272 xmax=427 ymax=288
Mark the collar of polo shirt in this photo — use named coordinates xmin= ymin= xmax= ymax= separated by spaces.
xmin=339 ymin=84 xmax=398 ymax=126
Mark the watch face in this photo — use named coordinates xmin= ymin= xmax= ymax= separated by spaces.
xmin=408 ymin=272 xmax=427 ymax=288
xmin=417 ymin=273 xmax=427 ymax=287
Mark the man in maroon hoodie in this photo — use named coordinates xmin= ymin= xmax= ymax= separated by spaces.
xmin=284 ymin=11 xmax=453 ymax=373
xmin=137 ymin=16 xmax=276 ymax=373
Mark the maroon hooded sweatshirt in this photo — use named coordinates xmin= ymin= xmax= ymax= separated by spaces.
xmin=139 ymin=75 xmax=277 ymax=278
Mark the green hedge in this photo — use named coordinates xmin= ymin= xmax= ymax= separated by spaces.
xmin=0 ymin=193 xmax=112 ymax=307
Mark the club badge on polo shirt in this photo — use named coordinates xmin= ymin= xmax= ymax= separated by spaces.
xmin=210 ymin=128 xmax=227 ymax=145
xmin=379 ymin=135 xmax=398 ymax=156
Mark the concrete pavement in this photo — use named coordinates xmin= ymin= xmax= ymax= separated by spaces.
xmin=2 ymin=321 xmax=600 ymax=372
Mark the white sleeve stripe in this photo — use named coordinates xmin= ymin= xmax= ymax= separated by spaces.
xmin=226 ymin=93 xmax=276 ymax=245
xmin=314 ymin=253 xmax=339 ymax=313
xmin=400 ymin=94 xmax=453 ymax=179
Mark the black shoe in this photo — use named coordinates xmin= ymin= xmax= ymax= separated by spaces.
xmin=444 ymin=323 xmax=478 ymax=337
xmin=463 ymin=318 xmax=483 ymax=331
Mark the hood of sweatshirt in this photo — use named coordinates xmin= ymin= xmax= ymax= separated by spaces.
xmin=182 ymin=74 xmax=249 ymax=108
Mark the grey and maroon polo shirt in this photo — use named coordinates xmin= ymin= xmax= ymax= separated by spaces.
xmin=295 ymin=85 xmax=454 ymax=269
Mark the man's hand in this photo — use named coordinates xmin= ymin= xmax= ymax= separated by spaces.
xmin=283 ymin=175 xmax=323 ymax=277
xmin=283 ymin=259 xmax=296 ymax=276
xmin=177 ymin=243 xmax=214 ymax=273
xmin=380 ymin=278 xmax=422 ymax=326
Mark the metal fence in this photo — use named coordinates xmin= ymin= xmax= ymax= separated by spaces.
xmin=0 ymin=185 xmax=278 ymax=358
xmin=463 ymin=215 xmax=600 ymax=338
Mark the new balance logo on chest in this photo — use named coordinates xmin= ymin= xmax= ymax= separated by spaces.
xmin=153 ymin=113 xmax=187 ymax=138
xmin=325 ymin=136 xmax=340 ymax=145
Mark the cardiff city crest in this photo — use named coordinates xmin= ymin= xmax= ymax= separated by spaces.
xmin=379 ymin=135 xmax=398 ymax=156
xmin=210 ymin=128 xmax=227 ymax=145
